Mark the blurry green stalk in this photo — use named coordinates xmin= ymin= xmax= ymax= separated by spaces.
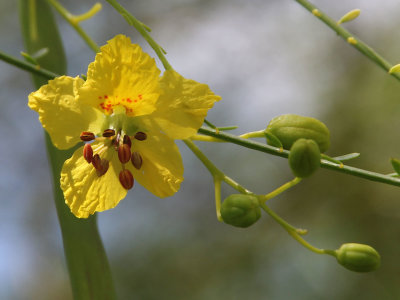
xmin=19 ymin=0 xmax=116 ymax=299
xmin=295 ymin=0 xmax=400 ymax=81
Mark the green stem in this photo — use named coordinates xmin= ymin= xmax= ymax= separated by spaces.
xmin=45 ymin=137 xmax=117 ymax=300
xmin=198 ymin=126 xmax=400 ymax=188
xmin=0 ymin=50 xmax=59 ymax=80
xmin=183 ymin=139 xmax=224 ymax=177
xmin=214 ymin=178 xmax=222 ymax=221
xmin=20 ymin=0 xmax=116 ymax=298
xmin=46 ymin=0 xmax=101 ymax=53
xmin=184 ymin=139 xmax=251 ymax=194
xmin=105 ymin=0 xmax=173 ymax=70
xmin=295 ymin=0 xmax=400 ymax=81
xmin=259 ymin=177 xmax=302 ymax=203
xmin=260 ymin=203 xmax=334 ymax=255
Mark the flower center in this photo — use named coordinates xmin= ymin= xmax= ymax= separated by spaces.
xmin=80 ymin=128 xmax=146 ymax=190
xmin=98 ymin=94 xmax=143 ymax=116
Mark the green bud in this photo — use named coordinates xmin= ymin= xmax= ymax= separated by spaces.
xmin=266 ymin=114 xmax=330 ymax=152
xmin=288 ymin=138 xmax=320 ymax=178
xmin=220 ymin=194 xmax=261 ymax=228
xmin=336 ymin=243 xmax=381 ymax=272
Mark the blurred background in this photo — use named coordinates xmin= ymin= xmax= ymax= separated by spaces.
xmin=1 ymin=0 xmax=400 ymax=299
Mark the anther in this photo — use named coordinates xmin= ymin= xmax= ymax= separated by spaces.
xmin=80 ymin=131 xmax=95 ymax=141
xmin=92 ymin=154 xmax=101 ymax=170
xmin=123 ymin=135 xmax=132 ymax=148
xmin=119 ymin=169 xmax=134 ymax=190
xmin=96 ymin=159 xmax=109 ymax=177
xmin=103 ymin=129 xmax=115 ymax=137
xmin=118 ymin=144 xmax=131 ymax=164
xmin=131 ymin=152 xmax=143 ymax=170
xmin=134 ymin=132 xmax=147 ymax=141
xmin=83 ymin=143 xmax=93 ymax=163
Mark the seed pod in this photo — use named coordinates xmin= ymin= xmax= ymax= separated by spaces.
xmin=266 ymin=114 xmax=330 ymax=152
xmin=288 ymin=138 xmax=320 ymax=178
xmin=220 ymin=194 xmax=261 ymax=228
xmin=336 ymin=243 xmax=381 ymax=272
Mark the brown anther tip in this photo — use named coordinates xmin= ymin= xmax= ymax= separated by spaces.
xmin=118 ymin=144 xmax=131 ymax=164
xmin=80 ymin=131 xmax=95 ymax=141
xmin=123 ymin=135 xmax=132 ymax=147
xmin=83 ymin=143 xmax=93 ymax=163
xmin=103 ymin=129 xmax=115 ymax=137
xmin=131 ymin=152 xmax=143 ymax=170
xmin=92 ymin=154 xmax=101 ymax=170
xmin=119 ymin=169 xmax=134 ymax=190
xmin=134 ymin=131 xmax=147 ymax=141
xmin=96 ymin=159 xmax=109 ymax=177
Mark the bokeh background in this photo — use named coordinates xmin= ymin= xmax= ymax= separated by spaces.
xmin=2 ymin=0 xmax=400 ymax=299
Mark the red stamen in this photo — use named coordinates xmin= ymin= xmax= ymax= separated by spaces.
xmin=80 ymin=131 xmax=95 ymax=141
xmin=131 ymin=152 xmax=143 ymax=170
xmin=83 ymin=144 xmax=93 ymax=163
xmin=118 ymin=144 xmax=131 ymax=164
xmin=119 ymin=169 xmax=134 ymax=190
xmin=123 ymin=135 xmax=132 ymax=148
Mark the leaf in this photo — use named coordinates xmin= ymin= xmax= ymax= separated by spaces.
xmin=337 ymin=9 xmax=361 ymax=25
xmin=333 ymin=153 xmax=360 ymax=162
xmin=264 ymin=130 xmax=283 ymax=148
xmin=19 ymin=1 xmax=116 ymax=298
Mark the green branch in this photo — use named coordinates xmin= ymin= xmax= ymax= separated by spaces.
xmin=198 ymin=126 xmax=400 ymax=188
xmin=294 ymin=0 xmax=400 ymax=81
xmin=0 ymin=50 xmax=59 ymax=80
xmin=105 ymin=0 xmax=173 ymax=70
xmin=46 ymin=0 xmax=101 ymax=53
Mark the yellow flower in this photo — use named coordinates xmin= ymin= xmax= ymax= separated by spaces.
xmin=28 ymin=34 xmax=221 ymax=218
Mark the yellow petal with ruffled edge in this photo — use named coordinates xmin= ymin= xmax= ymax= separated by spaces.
xmin=127 ymin=118 xmax=184 ymax=197
xmin=28 ymin=76 xmax=104 ymax=150
xmin=60 ymin=143 xmax=127 ymax=218
xmin=79 ymin=34 xmax=161 ymax=117
xmin=153 ymin=70 xmax=221 ymax=140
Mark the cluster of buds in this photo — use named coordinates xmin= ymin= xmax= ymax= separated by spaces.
xmin=265 ymin=114 xmax=330 ymax=178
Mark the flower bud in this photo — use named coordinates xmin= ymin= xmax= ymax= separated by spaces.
xmin=288 ymin=138 xmax=320 ymax=178
xmin=336 ymin=243 xmax=381 ymax=272
xmin=220 ymin=194 xmax=261 ymax=228
xmin=266 ymin=114 xmax=330 ymax=152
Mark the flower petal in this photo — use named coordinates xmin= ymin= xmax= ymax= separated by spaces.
xmin=128 ymin=118 xmax=184 ymax=197
xmin=154 ymin=70 xmax=221 ymax=139
xmin=60 ymin=144 xmax=127 ymax=218
xmin=28 ymin=76 xmax=103 ymax=149
xmin=79 ymin=34 xmax=161 ymax=117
